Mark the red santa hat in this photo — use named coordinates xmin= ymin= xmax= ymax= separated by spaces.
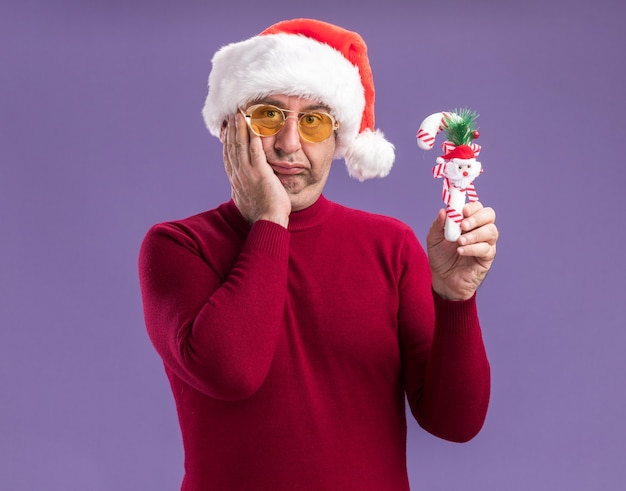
xmin=441 ymin=144 xmax=476 ymax=161
xmin=202 ymin=18 xmax=395 ymax=181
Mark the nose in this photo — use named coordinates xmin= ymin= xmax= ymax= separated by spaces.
xmin=274 ymin=115 xmax=302 ymax=153
xmin=463 ymin=171 xmax=469 ymax=177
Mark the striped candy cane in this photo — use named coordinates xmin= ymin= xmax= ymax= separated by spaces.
xmin=445 ymin=184 xmax=479 ymax=241
xmin=418 ymin=111 xmax=483 ymax=242
xmin=416 ymin=112 xmax=464 ymax=150
xmin=444 ymin=185 xmax=466 ymax=241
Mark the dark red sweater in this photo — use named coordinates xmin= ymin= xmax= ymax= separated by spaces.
xmin=139 ymin=195 xmax=490 ymax=490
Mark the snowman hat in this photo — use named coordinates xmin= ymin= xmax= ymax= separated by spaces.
xmin=441 ymin=145 xmax=477 ymax=161
xmin=202 ymin=18 xmax=395 ymax=181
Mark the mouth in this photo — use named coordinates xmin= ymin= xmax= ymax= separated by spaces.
xmin=270 ymin=163 xmax=306 ymax=175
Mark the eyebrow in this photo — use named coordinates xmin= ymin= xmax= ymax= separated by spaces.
xmin=256 ymin=98 xmax=332 ymax=113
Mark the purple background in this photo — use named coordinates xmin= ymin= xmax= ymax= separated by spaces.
xmin=2 ymin=0 xmax=625 ymax=489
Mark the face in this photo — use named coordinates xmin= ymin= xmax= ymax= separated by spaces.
xmin=445 ymin=158 xmax=482 ymax=188
xmin=247 ymin=95 xmax=337 ymax=212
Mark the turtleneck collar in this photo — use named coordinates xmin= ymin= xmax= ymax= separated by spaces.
xmin=287 ymin=194 xmax=333 ymax=231
xmin=221 ymin=194 xmax=334 ymax=233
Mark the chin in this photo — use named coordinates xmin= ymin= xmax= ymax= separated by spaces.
xmin=289 ymin=189 xmax=323 ymax=211
xmin=278 ymin=174 xmax=303 ymax=189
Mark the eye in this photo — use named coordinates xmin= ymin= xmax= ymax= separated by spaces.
xmin=300 ymin=113 xmax=323 ymax=127
xmin=263 ymin=109 xmax=281 ymax=120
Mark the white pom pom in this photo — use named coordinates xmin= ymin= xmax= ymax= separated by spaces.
xmin=344 ymin=129 xmax=395 ymax=181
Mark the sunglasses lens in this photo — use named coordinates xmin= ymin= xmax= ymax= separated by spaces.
xmin=248 ymin=105 xmax=285 ymax=136
xmin=298 ymin=113 xmax=335 ymax=142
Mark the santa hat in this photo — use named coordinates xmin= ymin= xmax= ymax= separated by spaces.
xmin=202 ymin=18 xmax=395 ymax=181
xmin=441 ymin=144 xmax=476 ymax=161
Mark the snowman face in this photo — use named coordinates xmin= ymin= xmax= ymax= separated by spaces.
xmin=445 ymin=158 xmax=482 ymax=187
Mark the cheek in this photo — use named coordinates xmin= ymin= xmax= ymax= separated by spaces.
xmin=260 ymin=137 xmax=275 ymax=154
xmin=446 ymin=168 xmax=460 ymax=179
xmin=322 ymin=138 xmax=337 ymax=166
xmin=318 ymin=151 xmax=335 ymax=178
xmin=307 ymin=142 xmax=335 ymax=176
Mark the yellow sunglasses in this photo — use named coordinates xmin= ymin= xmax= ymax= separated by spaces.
xmin=241 ymin=104 xmax=338 ymax=143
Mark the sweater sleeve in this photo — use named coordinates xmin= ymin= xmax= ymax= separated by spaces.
xmin=398 ymin=231 xmax=490 ymax=443
xmin=138 ymin=218 xmax=290 ymax=401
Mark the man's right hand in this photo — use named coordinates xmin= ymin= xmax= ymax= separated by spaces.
xmin=222 ymin=114 xmax=291 ymax=228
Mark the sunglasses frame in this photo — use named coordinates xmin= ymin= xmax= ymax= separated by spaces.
xmin=240 ymin=104 xmax=338 ymax=143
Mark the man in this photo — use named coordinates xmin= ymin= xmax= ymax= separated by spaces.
xmin=139 ymin=18 xmax=498 ymax=490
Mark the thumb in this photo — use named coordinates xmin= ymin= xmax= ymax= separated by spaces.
xmin=427 ymin=209 xmax=447 ymax=246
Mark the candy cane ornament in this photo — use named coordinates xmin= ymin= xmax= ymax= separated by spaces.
xmin=416 ymin=109 xmax=483 ymax=242
xmin=416 ymin=111 xmax=456 ymax=150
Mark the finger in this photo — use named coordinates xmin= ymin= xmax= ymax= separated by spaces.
xmin=232 ymin=114 xmax=252 ymax=167
xmin=225 ymin=114 xmax=236 ymax=143
xmin=224 ymin=114 xmax=253 ymax=184
xmin=426 ymin=209 xmax=447 ymax=245
xmin=457 ymin=240 xmax=497 ymax=261
xmin=432 ymin=208 xmax=446 ymax=229
xmin=234 ymin=112 xmax=248 ymax=141
xmin=223 ymin=116 xmax=237 ymax=176
xmin=463 ymin=201 xmax=484 ymax=217
xmin=235 ymin=113 xmax=269 ymax=171
xmin=248 ymin=130 xmax=267 ymax=169
xmin=459 ymin=222 xmax=499 ymax=247
xmin=461 ymin=204 xmax=496 ymax=233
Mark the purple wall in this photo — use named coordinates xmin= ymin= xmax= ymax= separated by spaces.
xmin=2 ymin=0 xmax=625 ymax=489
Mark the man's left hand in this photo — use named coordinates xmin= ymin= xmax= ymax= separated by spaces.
xmin=427 ymin=202 xmax=498 ymax=301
